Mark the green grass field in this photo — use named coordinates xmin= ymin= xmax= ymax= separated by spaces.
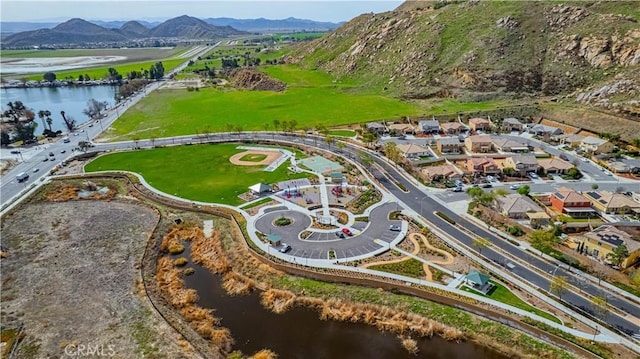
xmin=84 ymin=143 xmax=313 ymax=205
xmin=1 ymin=47 xmax=184 ymax=59
xmin=461 ymin=281 xmax=561 ymax=324
xmin=369 ymin=258 xmax=426 ymax=279
xmin=103 ymin=64 xmax=423 ymax=140
xmin=322 ymin=130 xmax=356 ymax=137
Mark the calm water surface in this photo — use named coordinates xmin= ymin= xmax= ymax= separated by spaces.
xmin=182 ymin=255 xmax=508 ymax=359
xmin=1 ymin=86 xmax=117 ymax=132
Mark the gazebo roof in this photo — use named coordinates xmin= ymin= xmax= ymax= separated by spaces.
xmin=266 ymin=234 xmax=282 ymax=243
xmin=249 ymin=183 xmax=271 ymax=193
xmin=466 ymin=270 xmax=490 ymax=286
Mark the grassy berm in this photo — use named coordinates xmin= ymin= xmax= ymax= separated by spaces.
xmin=0 ymin=198 xmax=196 ymax=358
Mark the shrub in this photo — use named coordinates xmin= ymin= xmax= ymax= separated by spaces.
xmin=508 ymin=226 xmax=524 ymax=237
xmin=169 ymin=243 xmax=185 ymax=255
xmin=274 ymin=217 xmax=292 ymax=226
xmin=174 ymin=257 xmax=188 ymax=267
xmin=435 ymin=211 xmax=455 ymax=225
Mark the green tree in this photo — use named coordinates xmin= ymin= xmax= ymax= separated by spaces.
xmin=566 ymin=167 xmax=583 ymax=180
xmin=37 ymin=110 xmax=47 ymax=130
xmin=60 ymin=110 xmax=76 ymax=132
xmin=466 ymin=187 xmax=484 ymax=198
xmin=43 ymin=72 xmax=56 ymax=82
xmin=607 ymin=244 xmax=629 ymax=266
xmin=1 ymin=130 xmax=11 ymax=146
xmin=502 ymin=167 xmax=516 ymax=177
xmin=362 ymin=132 xmax=377 ymax=148
xmin=631 ymin=138 xmax=640 ymax=148
xmin=336 ymin=141 xmax=346 ymax=152
xmin=531 ymin=229 xmax=559 ymax=254
xmin=273 ymin=119 xmax=280 ymax=132
xmin=358 ymin=151 xmax=373 ymax=167
xmin=78 ymin=141 xmax=92 ymax=152
xmin=472 ymin=237 xmax=491 ymax=255
xmin=550 ymin=275 xmax=568 ymax=300
xmin=591 ymin=296 xmax=608 ymax=320
xmin=384 ymin=141 xmax=401 ymax=165
xmin=516 ymin=185 xmax=531 ymax=196
xmin=325 ymin=134 xmax=335 ymax=148
xmin=591 ymin=183 xmax=599 ymax=190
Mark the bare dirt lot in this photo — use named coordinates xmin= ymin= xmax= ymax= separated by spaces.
xmin=228 ymin=150 xmax=281 ymax=166
xmin=0 ymin=197 xmax=194 ymax=358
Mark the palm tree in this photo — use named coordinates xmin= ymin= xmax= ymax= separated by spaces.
xmin=38 ymin=110 xmax=47 ymax=130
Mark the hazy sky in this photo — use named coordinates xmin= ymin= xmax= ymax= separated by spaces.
xmin=1 ymin=1 xmax=403 ymax=23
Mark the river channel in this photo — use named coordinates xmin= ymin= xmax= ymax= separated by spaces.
xmin=1 ymin=85 xmax=118 ymax=132
xmin=181 ymin=252 xmax=508 ymax=359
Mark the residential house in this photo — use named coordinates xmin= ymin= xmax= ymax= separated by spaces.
xmin=387 ymin=123 xmax=415 ymax=136
xmin=502 ymin=118 xmax=524 ymax=132
xmin=554 ymin=133 xmax=584 ymax=147
xmin=397 ymin=143 xmax=431 ymax=159
xmin=366 ymin=122 xmax=386 ymax=135
xmin=527 ymin=212 xmax=551 ymax=229
xmin=468 ymin=117 xmax=491 ymax=132
xmin=529 ymin=124 xmax=563 ymax=136
xmin=440 ymin=121 xmax=466 ymax=135
xmin=491 ymin=137 xmax=530 ymax=153
xmin=576 ymin=225 xmax=640 ymax=269
xmin=537 ymin=158 xmax=574 ymax=174
xmin=464 ymin=135 xmax=493 ymax=153
xmin=609 ymin=159 xmax=640 ymax=174
xmin=466 ymin=157 xmax=500 ymax=175
xmin=421 ymin=164 xmax=462 ymax=182
xmin=496 ymin=194 xmax=545 ymax=219
xmin=436 ymin=137 xmax=464 ymax=154
xmin=622 ymin=159 xmax=640 ymax=174
xmin=580 ymin=136 xmax=615 ymax=154
xmin=504 ymin=155 xmax=539 ymax=176
xmin=550 ymin=187 xmax=595 ymax=217
xmin=583 ymin=191 xmax=640 ymax=215
xmin=418 ymin=119 xmax=440 ymax=134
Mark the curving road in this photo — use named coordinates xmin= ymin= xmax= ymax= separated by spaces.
xmin=254 ymin=202 xmax=402 ymax=260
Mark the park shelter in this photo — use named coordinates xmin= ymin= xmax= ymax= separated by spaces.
xmin=249 ymin=183 xmax=271 ymax=195
xmin=465 ymin=270 xmax=494 ymax=294
xmin=266 ymin=234 xmax=282 ymax=246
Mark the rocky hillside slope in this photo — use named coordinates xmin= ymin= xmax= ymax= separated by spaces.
xmin=289 ymin=1 xmax=639 ymax=108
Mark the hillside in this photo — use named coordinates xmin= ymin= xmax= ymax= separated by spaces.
xmin=149 ymin=15 xmax=242 ymax=38
xmin=289 ymin=1 xmax=640 ymax=114
xmin=205 ymin=17 xmax=341 ymax=31
xmin=3 ymin=18 xmax=128 ymax=46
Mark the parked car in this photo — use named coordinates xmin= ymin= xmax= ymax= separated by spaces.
xmin=481 ymin=183 xmax=493 ymax=188
xmin=49 ymin=152 xmax=54 ymax=157
xmin=42 ymin=157 xmax=49 ymax=162
xmin=335 ymin=231 xmax=345 ymax=238
xmin=486 ymin=175 xmax=495 ymax=182
xmin=61 ymin=150 xmax=66 ymax=153
xmin=33 ymin=168 xmax=39 ymax=173
xmin=452 ymin=186 xmax=463 ymax=192
xmin=559 ymin=154 xmax=569 ymax=161
xmin=279 ymin=243 xmax=292 ymax=253
xmin=389 ymin=225 xmax=401 ymax=232
xmin=341 ymin=228 xmax=353 ymax=236
xmin=510 ymin=184 xmax=521 ymax=190
xmin=528 ymin=172 xmax=538 ymax=179
xmin=10 ymin=150 xmax=20 ymax=154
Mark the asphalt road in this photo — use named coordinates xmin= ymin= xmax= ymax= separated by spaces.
xmin=254 ymin=202 xmax=402 ymax=260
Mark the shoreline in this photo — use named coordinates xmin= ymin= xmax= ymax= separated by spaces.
xmin=1 ymin=79 xmax=123 ymax=89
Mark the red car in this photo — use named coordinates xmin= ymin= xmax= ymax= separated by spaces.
xmin=341 ymin=228 xmax=353 ymax=236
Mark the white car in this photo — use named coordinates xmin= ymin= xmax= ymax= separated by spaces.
xmin=510 ymin=184 xmax=521 ymax=190
xmin=528 ymin=173 xmax=538 ymax=179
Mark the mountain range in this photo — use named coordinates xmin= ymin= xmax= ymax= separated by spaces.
xmin=2 ymin=15 xmax=245 ymax=47
xmin=0 ymin=16 xmax=340 ymax=39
